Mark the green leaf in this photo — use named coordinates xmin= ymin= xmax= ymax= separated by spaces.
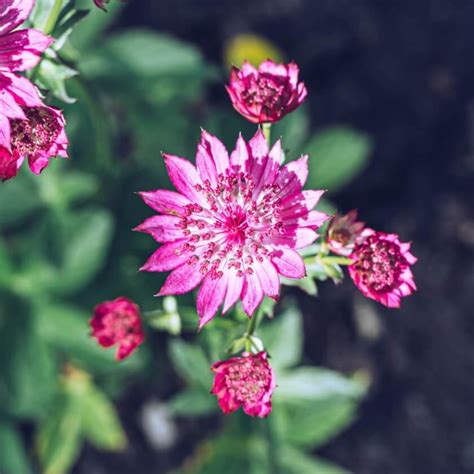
xmin=80 ymin=383 xmax=127 ymax=450
xmin=305 ymin=127 xmax=373 ymax=191
xmin=0 ymin=420 xmax=31 ymax=474
xmin=167 ymin=389 xmax=217 ymax=417
xmin=168 ymin=339 xmax=213 ymax=390
xmin=278 ymin=447 xmax=349 ymax=474
xmin=281 ymin=275 xmax=318 ymax=295
xmin=30 ymin=0 xmax=56 ymax=29
xmin=36 ymin=58 xmax=78 ymax=103
xmin=272 ymin=107 xmax=310 ymax=157
xmin=258 ymin=307 xmax=303 ymax=370
xmin=0 ymin=309 xmax=56 ymax=419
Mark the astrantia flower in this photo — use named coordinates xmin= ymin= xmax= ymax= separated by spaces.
xmin=211 ymin=351 xmax=276 ymax=417
xmin=226 ymin=60 xmax=307 ymax=124
xmin=136 ymin=130 xmax=328 ymax=328
xmin=0 ymin=0 xmax=53 ymax=150
xmin=90 ymin=297 xmax=145 ymax=360
xmin=327 ymin=209 xmax=365 ymax=256
xmin=0 ymin=105 xmax=68 ymax=180
xmin=348 ymin=229 xmax=417 ymax=308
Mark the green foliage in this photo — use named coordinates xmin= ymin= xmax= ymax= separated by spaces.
xmin=0 ymin=420 xmax=31 ymax=474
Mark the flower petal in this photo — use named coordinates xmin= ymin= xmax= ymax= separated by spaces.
xmin=275 ymin=155 xmax=309 ymax=199
xmin=230 ymin=133 xmax=252 ymax=172
xmin=222 ymin=273 xmax=244 ymax=314
xmin=157 ymin=263 xmax=204 ymax=296
xmin=3 ymin=72 xmax=42 ymax=108
xmin=0 ymin=0 xmax=35 ymax=35
xmin=140 ymin=240 xmax=189 ymax=272
xmin=134 ymin=215 xmax=185 ymax=242
xmin=197 ymin=273 xmax=228 ymax=329
xmin=241 ymin=271 xmax=264 ymax=316
xmin=139 ymin=190 xmax=191 ymax=215
xmin=271 ymin=247 xmax=306 ymax=279
xmin=254 ymin=258 xmax=280 ymax=299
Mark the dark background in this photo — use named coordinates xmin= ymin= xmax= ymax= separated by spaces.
xmin=80 ymin=1 xmax=474 ymax=473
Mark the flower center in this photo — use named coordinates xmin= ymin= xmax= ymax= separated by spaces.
xmin=355 ymin=236 xmax=405 ymax=292
xmin=224 ymin=359 xmax=270 ymax=404
xmin=11 ymin=107 xmax=61 ymax=156
xmin=242 ymin=75 xmax=291 ymax=114
xmin=175 ymin=172 xmax=285 ymax=279
xmin=330 ymin=228 xmax=352 ymax=245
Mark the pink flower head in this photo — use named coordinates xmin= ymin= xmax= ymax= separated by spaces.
xmin=348 ymin=229 xmax=417 ymax=308
xmin=136 ymin=130 xmax=328 ymax=328
xmin=90 ymin=297 xmax=145 ymax=360
xmin=327 ymin=209 xmax=365 ymax=256
xmin=93 ymin=0 xmax=110 ymax=10
xmin=211 ymin=351 xmax=276 ymax=417
xmin=0 ymin=105 xmax=68 ymax=180
xmin=0 ymin=0 xmax=53 ymax=154
xmin=226 ymin=60 xmax=308 ymax=124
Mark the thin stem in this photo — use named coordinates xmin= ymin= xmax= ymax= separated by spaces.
xmin=44 ymin=0 xmax=64 ymax=35
xmin=320 ymin=255 xmax=354 ymax=266
xmin=262 ymin=122 xmax=272 ymax=146
xmin=246 ymin=305 xmax=265 ymax=337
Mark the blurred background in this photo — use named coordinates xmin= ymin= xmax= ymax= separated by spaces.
xmin=1 ymin=0 xmax=473 ymax=473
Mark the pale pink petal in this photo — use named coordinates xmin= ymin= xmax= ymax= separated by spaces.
xmin=140 ymin=240 xmax=189 ymax=272
xmin=270 ymin=227 xmax=318 ymax=249
xmin=201 ymin=129 xmax=229 ymax=175
xmin=0 ymin=29 xmax=53 ymax=72
xmin=249 ymin=129 xmax=268 ymax=160
xmin=157 ymin=263 xmax=204 ymax=296
xmin=275 ymin=155 xmax=309 ymax=199
xmin=139 ymin=190 xmax=191 ymax=215
xmin=258 ymin=60 xmax=287 ymax=77
xmin=241 ymin=272 xmax=264 ymax=316
xmin=230 ymin=133 xmax=252 ymax=172
xmin=28 ymin=153 xmax=49 ymax=175
xmin=0 ymin=113 xmax=10 ymax=149
xmin=3 ymin=72 xmax=42 ymax=107
xmin=197 ymin=274 xmax=228 ymax=329
xmin=222 ymin=274 xmax=244 ymax=314
xmin=271 ymin=247 xmax=306 ymax=279
xmin=280 ymin=190 xmax=325 ymax=215
xmin=254 ymin=258 xmax=280 ymax=299
xmin=0 ymin=0 xmax=35 ymax=35
xmin=283 ymin=210 xmax=329 ymax=229
xmin=134 ymin=215 xmax=185 ymax=242
xmin=163 ymin=154 xmax=206 ymax=205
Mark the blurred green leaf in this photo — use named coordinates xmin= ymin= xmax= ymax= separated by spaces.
xmin=168 ymin=339 xmax=213 ymax=390
xmin=30 ymin=0 xmax=56 ymax=29
xmin=168 ymin=389 xmax=217 ymax=417
xmin=278 ymin=447 xmax=349 ymax=474
xmin=305 ymin=127 xmax=373 ymax=191
xmin=272 ymin=108 xmax=310 ymax=158
xmin=0 ymin=420 xmax=31 ymax=474
xmin=281 ymin=275 xmax=318 ymax=295
xmin=0 ymin=309 xmax=56 ymax=419
xmin=259 ymin=307 xmax=303 ymax=370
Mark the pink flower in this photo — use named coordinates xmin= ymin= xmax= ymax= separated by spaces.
xmin=226 ymin=60 xmax=308 ymax=124
xmin=93 ymin=0 xmax=109 ymax=10
xmin=348 ymin=229 xmax=417 ymax=308
xmin=136 ymin=130 xmax=328 ymax=328
xmin=0 ymin=0 xmax=53 ymax=153
xmin=90 ymin=297 xmax=145 ymax=360
xmin=327 ymin=209 xmax=365 ymax=256
xmin=211 ymin=351 xmax=276 ymax=417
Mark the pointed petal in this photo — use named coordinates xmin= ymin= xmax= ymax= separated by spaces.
xmin=249 ymin=129 xmax=268 ymax=160
xmin=140 ymin=240 xmax=189 ymax=272
xmin=0 ymin=0 xmax=35 ymax=35
xmin=275 ymin=155 xmax=309 ymax=199
xmin=3 ymin=72 xmax=42 ymax=107
xmin=197 ymin=273 xmax=228 ymax=329
xmin=269 ymin=228 xmax=318 ymax=249
xmin=163 ymin=154 xmax=206 ymax=204
xmin=157 ymin=263 xmax=204 ymax=296
xmin=241 ymin=272 xmax=264 ymax=316
xmin=134 ymin=215 xmax=185 ymax=242
xmin=139 ymin=190 xmax=191 ymax=215
xmin=201 ymin=129 xmax=229 ymax=175
xmin=28 ymin=152 xmax=49 ymax=175
xmin=223 ymin=273 xmax=244 ymax=314
xmin=254 ymin=258 xmax=280 ymax=299
xmin=230 ymin=133 xmax=252 ymax=172
xmin=271 ymin=247 xmax=306 ymax=279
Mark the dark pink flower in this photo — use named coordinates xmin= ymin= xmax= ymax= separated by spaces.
xmin=90 ymin=297 xmax=145 ymax=361
xmin=226 ymin=60 xmax=307 ymax=124
xmin=93 ymin=0 xmax=109 ymax=10
xmin=0 ymin=106 xmax=68 ymax=180
xmin=0 ymin=0 xmax=53 ymax=153
xmin=211 ymin=351 xmax=276 ymax=417
xmin=348 ymin=229 xmax=417 ymax=308
xmin=136 ymin=130 xmax=328 ymax=328
xmin=327 ymin=209 xmax=365 ymax=256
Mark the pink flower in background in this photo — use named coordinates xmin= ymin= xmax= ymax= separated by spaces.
xmin=93 ymin=0 xmax=110 ymax=10
xmin=90 ymin=297 xmax=145 ymax=360
xmin=137 ymin=130 xmax=328 ymax=328
xmin=226 ymin=60 xmax=307 ymax=124
xmin=0 ymin=106 xmax=68 ymax=180
xmin=327 ymin=209 xmax=365 ymax=256
xmin=348 ymin=229 xmax=417 ymax=308
xmin=211 ymin=351 xmax=276 ymax=417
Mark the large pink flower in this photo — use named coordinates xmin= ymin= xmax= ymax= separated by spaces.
xmin=90 ymin=297 xmax=145 ymax=361
xmin=211 ymin=351 xmax=276 ymax=418
xmin=137 ymin=130 xmax=328 ymax=328
xmin=226 ymin=60 xmax=308 ymax=124
xmin=348 ymin=229 xmax=417 ymax=308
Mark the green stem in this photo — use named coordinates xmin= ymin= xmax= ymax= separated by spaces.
xmin=320 ymin=255 xmax=354 ymax=266
xmin=246 ymin=305 xmax=265 ymax=337
xmin=44 ymin=0 xmax=64 ymax=35
xmin=262 ymin=123 xmax=272 ymax=146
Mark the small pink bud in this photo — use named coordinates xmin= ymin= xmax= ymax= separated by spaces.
xmin=327 ymin=210 xmax=365 ymax=256
xmin=90 ymin=297 xmax=145 ymax=360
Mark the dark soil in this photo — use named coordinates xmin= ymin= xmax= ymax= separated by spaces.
xmin=75 ymin=1 xmax=474 ymax=473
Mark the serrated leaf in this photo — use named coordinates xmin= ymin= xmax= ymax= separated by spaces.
xmin=306 ymin=127 xmax=373 ymax=191
xmin=168 ymin=339 xmax=213 ymax=390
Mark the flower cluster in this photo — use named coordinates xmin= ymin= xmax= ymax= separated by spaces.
xmin=0 ymin=0 xmax=68 ymax=181
xmin=90 ymin=297 xmax=145 ymax=360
